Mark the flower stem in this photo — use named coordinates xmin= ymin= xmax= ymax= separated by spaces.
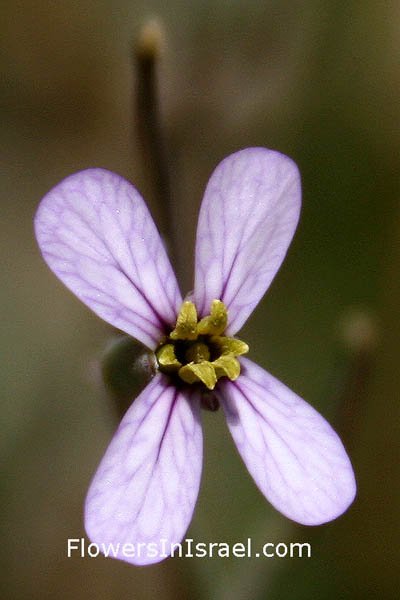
xmin=335 ymin=309 xmax=378 ymax=450
xmin=133 ymin=20 xmax=176 ymax=263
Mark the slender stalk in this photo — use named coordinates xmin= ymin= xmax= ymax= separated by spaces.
xmin=133 ymin=20 xmax=176 ymax=262
xmin=335 ymin=309 xmax=378 ymax=450
xmin=336 ymin=348 xmax=375 ymax=450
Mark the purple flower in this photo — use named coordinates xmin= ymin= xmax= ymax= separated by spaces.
xmin=35 ymin=147 xmax=356 ymax=565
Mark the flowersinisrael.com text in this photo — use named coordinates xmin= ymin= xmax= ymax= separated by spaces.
xmin=67 ymin=538 xmax=311 ymax=560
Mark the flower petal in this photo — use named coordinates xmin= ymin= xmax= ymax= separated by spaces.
xmin=85 ymin=374 xmax=203 ymax=565
xmin=216 ymin=358 xmax=356 ymax=525
xmin=194 ymin=148 xmax=301 ymax=334
xmin=35 ymin=169 xmax=182 ymax=349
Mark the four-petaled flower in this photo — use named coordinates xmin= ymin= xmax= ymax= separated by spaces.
xmin=35 ymin=147 xmax=356 ymax=565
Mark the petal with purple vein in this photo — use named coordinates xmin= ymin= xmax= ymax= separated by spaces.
xmin=216 ymin=358 xmax=356 ymax=525
xmin=35 ymin=168 xmax=182 ymax=349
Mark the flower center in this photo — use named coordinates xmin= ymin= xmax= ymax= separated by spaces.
xmin=156 ymin=300 xmax=249 ymax=390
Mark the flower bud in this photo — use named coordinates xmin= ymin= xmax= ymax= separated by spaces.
xmin=102 ymin=335 xmax=157 ymax=418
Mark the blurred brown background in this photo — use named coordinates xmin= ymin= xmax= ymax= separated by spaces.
xmin=1 ymin=1 xmax=399 ymax=598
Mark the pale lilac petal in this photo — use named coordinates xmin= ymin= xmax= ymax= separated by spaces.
xmin=35 ymin=169 xmax=182 ymax=349
xmin=216 ymin=358 xmax=356 ymax=525
xmin=85 ymin=374 xmax=203 ymax=565
xmin=194 ymin=148 xmax=301 ymax=334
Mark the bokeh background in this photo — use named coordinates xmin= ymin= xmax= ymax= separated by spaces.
xmin=2 ymin=1 xmax=399 ymax=598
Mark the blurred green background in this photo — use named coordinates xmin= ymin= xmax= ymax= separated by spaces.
xmin=1 ymin=1 xmax=399 ymax=598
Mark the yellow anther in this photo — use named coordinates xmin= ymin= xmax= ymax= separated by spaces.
xmin=197 ymin=300 xmax=228 ymax=336
xmin=170 ymin=301 xmax=198 ymax=340
xmin=156 ymin=343 xmax=182 ymax=372
xmin=179 ymin=361 xmax=217 ymax=390
xmin=213 ymin=354 xmax=241 ymax=381
xmin=210 ymin=336 xmax=249 ymax=357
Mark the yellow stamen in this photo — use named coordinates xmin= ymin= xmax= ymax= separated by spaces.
xmin=156 ymin=343 xmax=181 ymax=372
xmin=179 ymin=361 xmax=217 ymax=390
xmin=213 ymin=354 xmax=241 ymax=381
xmin=197 ymin=299 xmax=228 ymax=336
xmin=157 ymin=299 xmax=249 ymax=389
xmin=210 ymin=336 xmax=249 ymax=357
xmin=170 ymin=301 xmax=198 ymax=340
